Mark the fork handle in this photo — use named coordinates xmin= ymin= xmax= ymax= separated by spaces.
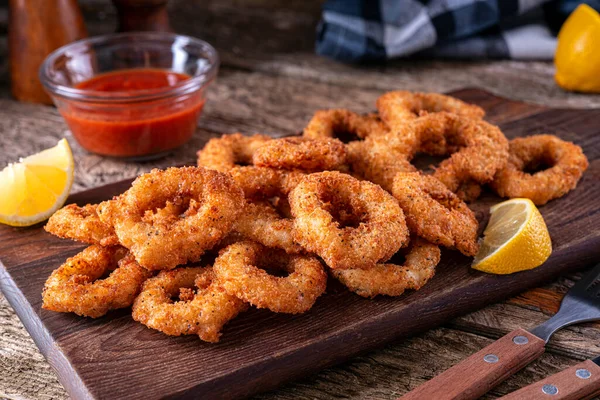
xmin=499 ymin=360 xmax=600 ymax=400
xmin=400 ymin=328 xmax=545 ymax=400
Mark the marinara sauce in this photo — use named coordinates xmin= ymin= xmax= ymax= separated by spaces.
xmin=61 ymin=68 xmax=205 ymax=158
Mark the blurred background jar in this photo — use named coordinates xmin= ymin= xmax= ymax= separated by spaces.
xmin=9 ymin=0 xmax=173 ymax=105
xmin=9 ymin=0 xmax=88 ymax=104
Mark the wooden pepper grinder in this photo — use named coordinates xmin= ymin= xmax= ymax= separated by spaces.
xmin=9 ymin=0 xmax=88 ymax=104
xmin=111 ymin=0 xmax=172 ymax=33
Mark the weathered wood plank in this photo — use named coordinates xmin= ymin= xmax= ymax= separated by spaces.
xmin=450 ymin=299 xmax=600 ymax=362
xmin=256 ymin=270 xmax=599 ymax=399
xmin=254 ymin=327 xmax=581 ymax=399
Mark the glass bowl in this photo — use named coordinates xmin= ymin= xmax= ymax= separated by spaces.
xmin=40 ymin=32 xmax=219 ymax=160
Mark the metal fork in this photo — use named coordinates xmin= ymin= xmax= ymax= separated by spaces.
xmin=401 ymin=262 xmax=600 ymax=400
xmin=530 ymin=265 xmax=600 ymax=341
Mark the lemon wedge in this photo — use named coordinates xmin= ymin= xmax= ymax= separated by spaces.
xmin=0 ymin=139 xmax=74 ymax=227
xmin=555 ymin=4 xmax=600 ymax=93
xmin=472 ymin=198 xmax=552 ymax=275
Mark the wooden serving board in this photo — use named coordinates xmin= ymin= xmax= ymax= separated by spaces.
xmin=1 ymin=89 xmax=600 ymax=400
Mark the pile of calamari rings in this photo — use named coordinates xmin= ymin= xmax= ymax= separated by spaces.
xmin=42 ymin=91 xmax=589 ymax=342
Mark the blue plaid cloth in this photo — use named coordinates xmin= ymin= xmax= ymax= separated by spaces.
xmin=316 ymin=0 xmax=600 ymax=62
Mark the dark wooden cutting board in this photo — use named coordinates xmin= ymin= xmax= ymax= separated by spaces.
xmin=1 ymin=89 xmax=599 ymax=400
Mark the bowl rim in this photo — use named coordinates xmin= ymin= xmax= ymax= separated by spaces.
xmin=39 ymin=31 xmax=220 ymax=103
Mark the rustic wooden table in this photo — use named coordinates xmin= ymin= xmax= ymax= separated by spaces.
xmin=1 ymin=1 xmax=600 ymax=399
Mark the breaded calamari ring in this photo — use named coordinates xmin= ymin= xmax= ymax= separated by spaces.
xmin=331 ymin=238 xmax=441 ymax=298
xmin=42 ymin=245 xmax=151 ymax=318
xmin=228 ymin=166 xmax=305 ymax=253
xmin=97 ymin=167 xmax=244 ymax=270
xmin=232 ymin=201 xmax=304 ymax=254
xmin=375 ymin=92 xmax=485 ymax=160
xmin=196 ymin=133 xmax=272 ymax=172
xmin=252 ymin=137 xmax=347 ymax=171
xmin=303 ymin=109 xmax=388 ymax=140
xmin=346 ymin=134 xmax=418 ymax=192
xmin=392 ymin=172 xmax=479 ymax=256
xmin=229 ymin=166 xmax=304 ymax=200
xmin=377 ymin=91 xmax=485 ymax=123
xmin=414 ymin=113 xmax=509 ymax=200
xmin=490 ymin=134 xmax=589 ymax=205
xmin=45 ymin=204 xmax=118 ymax=246
xmin=213 ymin=241 xmax=327 ymax=313
xmin=290 ymin=171 xmax=409 ymax=269
xmin=132 ymin=266 xmax=247 ymax=342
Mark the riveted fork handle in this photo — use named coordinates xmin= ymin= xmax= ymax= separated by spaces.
xmin=400 ymin=328 xmax=545 ymax=400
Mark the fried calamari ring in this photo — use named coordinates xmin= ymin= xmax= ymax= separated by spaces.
xmin=252 ymin=137 xmax=347 ymax=171
xmin=490 ymin=134 xmax=589 ymax=205
xmin=42 ymin=245 xmax=151 ymax=318
xmin=303 ymin=109 xmax=388 ymax=140
xmin=196 ymin=133 xmax=272 ymax=172
xmin=45 ymin=204 xmax=118 ymax=246
xmin=375 ymin=92 xmax=485 ymax=161
xmin=290 ymin=171 xmax=409 ymax=269
xmin=331 ymin=238 xmax=441 ymax=298
xmin=229 ymin=166 xmax=304 ymax=200
xmin=414 ymin=113 xmax=509 ymax=200
xmin=228 ymin=166 xmax=305 ymax=253
xmin=346 ymin=133 xmax=418 ymax=192
xmin=97 ymin=167 xmax=244 ymax=270
xmin=377 ymin=91 xmax=485 ymax=124
xmin=392 ymin=172 xmax=479 ymax=256
xmin=132 ymin=266 xmax=247 ymax=342
xmin=214 ymin=241 xmax=327 ymax=313
xmin=232 ymin=201 xmax=303 ymax=254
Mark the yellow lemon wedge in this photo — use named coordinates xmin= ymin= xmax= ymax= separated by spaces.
xmin=555 ymin=4 xmax=600 ymax=93
xmin=0 ymin=139 xmax=74 ymax=227
xmin=472 ymin=198 xmax=552 ymax=275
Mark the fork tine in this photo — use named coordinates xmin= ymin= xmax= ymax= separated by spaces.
xmin=572 ymin=262 xmax=600 ymax=296
xmin=530 ymin=262 xmax=600 ymax=342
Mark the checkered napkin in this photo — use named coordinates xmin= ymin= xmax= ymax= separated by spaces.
xmin=316 ymin=0 xmax=597 ymax=62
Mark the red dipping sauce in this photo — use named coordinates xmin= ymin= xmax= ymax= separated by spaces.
xmin=60 ymin=68 xmax=205 ymax=158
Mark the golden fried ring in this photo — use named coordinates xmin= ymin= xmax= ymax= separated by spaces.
xmin=252 ymin=137 xmax=347 ymax=171
xmin=228 ymin=166 xmax=305 ymax=253
xmin=45 ymin=204 xmax=118 ymax=246
xmin=490 ymin=134 xmax=589 ymax=205
xmin=132 ymin=266 xmax=247 ymax=342
xmin=42 ymin=245 xmax=151 ymax=318
xmin=303 ymin=109 xmax=388 ymax=140
xmin=375 ymin=92 xmax=485 ymax=163
xmin=97 ymin=167 xmax=244 ymax=270
xmin=290 ymin=171 xmax=409 ymax=269
xmin=413 ymin=113 xmax=509 ymax=201
xmin=196 ymin=133 xmax=272 ymax=172
xmin=213 ymin=241 xmax=327 ymax=313
xmin=392 ymin=172 xmax=479 ymax=256
xmin=346 ymin=134 xmax=418 ymax=192
xmin=331 ymin=238 xmax=441 ymax=298
xmin=229 ymin=166 xmax=304 ymax=200
xmin=232 ymin=201 xmax=304 ymax=254
xmin=377 ymin=91 xmax=485 ymax=124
